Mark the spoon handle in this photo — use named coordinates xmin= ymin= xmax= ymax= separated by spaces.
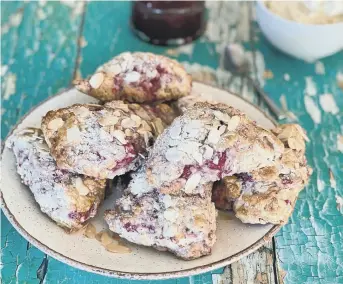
xmin=247 ymin=77 xmax=287 ymax=120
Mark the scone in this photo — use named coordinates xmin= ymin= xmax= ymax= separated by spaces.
xmin=105 ymin=168 xmax=216 ymax=260
xmin=41 ymin=103 xmax=160 ymax=179
xmin=74 ymin=52 xmax=192 ymax=103
xmin=6 ymin=128 xmax=106 ymax=231
xmin=146 ymin=102 xmax=284 ymax=194
xmin=212 ymin=124 xmax=312 ymax=224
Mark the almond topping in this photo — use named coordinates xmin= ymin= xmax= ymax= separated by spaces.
xmin=95 ymin=230 xmax=105 ymax=242
xmin=105 ymin=242 xmax=132 ymax=254
xmin=107 ymin=63 xmax=122 ymax=75
xmin=112 ymin=130 xmax=127 ymax=144
xmin=121 ymin=118 xmax=136 ymax=128
xmin=98 ymin=115 xmax=119 ymax=126
xmin=227 ymin=116 xmax=240 ymax=131
xmin=184 ymin=173 xmax=201 ymax=194
xmin=130 ymin=114 xmax=142 ymax=127
xmin=75 ymin=177 xmax=90 ymax=195
xmin=101 ymin=231 xmax=114 ymax=246
xmin=125 ymin=129 xmax=133 ymax=136
xmin=47 ymin=118 xmax=64 ymax=131
xmin=89 ymin=72 xmax=104 ymax=89
xmin=84 ymin=223 xmax=96 ymax=238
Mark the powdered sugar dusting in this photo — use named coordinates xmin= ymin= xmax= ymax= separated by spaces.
xmin=6 ymin=128 xmax=105 ymax=230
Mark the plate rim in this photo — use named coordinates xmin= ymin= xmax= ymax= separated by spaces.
xmin=1 ymin=82 xmax=282 ymax=280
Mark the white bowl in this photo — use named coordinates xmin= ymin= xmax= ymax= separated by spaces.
xmin=255 ymin=1 xmax=343 ymax=62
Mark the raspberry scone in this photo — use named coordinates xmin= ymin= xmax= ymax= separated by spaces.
xmin=41 ymin=103 xmax=162 ymax=179
xmin=74 ymin=52 xmax=192 ymax=103
xmin=6 ymin=128 xmax=106 ymax=231
xmin=146 ymin=103 xmax=284 ymax=195
xmin=104 ymin=168 xmax=217 ymax=260
xmin=212 ymin=124 xmax=312 ymax=224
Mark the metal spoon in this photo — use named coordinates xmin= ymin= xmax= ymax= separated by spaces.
xmin=223 ymin=44 xmax=287 ymax=120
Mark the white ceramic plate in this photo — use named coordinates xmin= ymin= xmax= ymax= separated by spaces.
xmin=1 ymin=82 xmax=281 ymax=280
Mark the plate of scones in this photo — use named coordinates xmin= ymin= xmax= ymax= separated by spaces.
xmin=1 ymin=52 xmax=312 ymax=279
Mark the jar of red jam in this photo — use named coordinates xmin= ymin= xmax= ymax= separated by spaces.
xmin=131 ymin=1 xmax=206 ymax=46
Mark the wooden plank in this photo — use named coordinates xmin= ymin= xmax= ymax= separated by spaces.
xmin=256 ymin=25 xmax=343 ymax=284
xmin=1 ymin=1 xmax=83 ymax=283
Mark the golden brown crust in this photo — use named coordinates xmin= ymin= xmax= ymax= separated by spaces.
xmin=74 ymin=52 xmax=192 ymax=103
xmin=212 ymin=124 xmax=312 ymax=225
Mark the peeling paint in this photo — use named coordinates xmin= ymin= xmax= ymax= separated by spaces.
xmin=283 ymin=73 xmax=290 ymax=81
xmin=329 ymin=170 xmax=336 ymax=189
xmin=1 ymin=9 xmax=24 ymax=35
xmin=319 ymin=93 xmax=339 ymax=115
xmin=1 ymin=65 xmax=8 ymax=77
xmin=165 ymin=44 xmax=195 ymax=57
xmin=60 ymin=0 xmax=83 ymax=16
xmin=315 ymin=61 xmax=325 ymax=75
xmin=337 ymin=71 xmax=343 ymax=91
xmin=37 ymin=8 xmax=47 ymax=21
xmin=337 ymin=135 xmax=343 ymax=153
xmin=3 ymin=73 xmax=17 ymax=100
xmin=317 ymin=179 xmax=325 ymax=192
xmin=304 ymin=96 xmax=321 ymax=124
xmin=336 ymin=195 xmax=343 ymax=212
xmin=304 ymin=76 xmax=317 ymax=96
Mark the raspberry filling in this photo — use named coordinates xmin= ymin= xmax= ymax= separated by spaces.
xmin=112 ymin=64 xmax=172 ymax=100
xmin=180 ymin=151 xmax=228 ymax=180
xmin=68 ymin=205 xmax=95 ymax=222
xmin=111 ymin=144 xmax=137 ymax=172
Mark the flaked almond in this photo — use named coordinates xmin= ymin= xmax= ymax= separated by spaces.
xmin=207 ymin=128 xmax=221 ymax=144
xmin=152 ymin=119 xmax=164 ymax=135
xmin=73 ymin=106 xmax=90 ymax=118
xmin=213 ymin=111 xmax=231 ymax=123
xmin=140 ymin=120 xmax=152 ymax=132
xmin=203 ymin=146 xmax=213 ymax=160
xmin=125 ymin=128 xmax=133 ymax=136
xmin=98 ymin=115 xmax=119 ymax=126
xmin=113 ymin=110 xmax=122 ymax=116
xmin=194 ymin=216 xmax=206 ymax=227
xmin=130 ymin=114 xmax=142 ymax=127
xmin=288 ymin=137 xmax=305 ymax=151
xmin=47 ymin=118 xmax=64 ymax=131
xmin=101 ymin=231 xmax=114 ymax=246
xmin=112 ymin=130 xmax=127 ymax=144
xmin=169 ymin=125 xmax=181 ymax=139
xmin=89 ymin=72 xmax=104 ymax=89
xmin=67 ymin=126 xmax=82 ymax=143
xmin=294 ymin=124 xmax=309 ymax=142
xmin=95 ymin=230 xmax=105 ymax=242
xmin=165 ymin=147 xmax=183 ymax=162
xmin=184 ymin=173 xmax=201 ymax=194
xmin=107 ymin=63 xmax=122 ymax=75
xmin=84 ymin=223 xmax=96 ymax=238
xmin=105 ymin=242 xmax=132 ymax=254
xmin=124 ymin=71 xmax=141 ymax=83
xmin=227 ymin=116 xmax=240 ymax=131
xmin=121 ymin=118 xmax=136 ymax=128
xmin=75 ymin=177 xmax=90 ymax=195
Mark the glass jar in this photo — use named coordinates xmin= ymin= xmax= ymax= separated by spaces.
xmin=131 ymin=1 xmax=206 ymax=46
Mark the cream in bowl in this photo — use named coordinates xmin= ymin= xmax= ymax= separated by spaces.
xmin=256 ymin=1 xmax=343 ymax=62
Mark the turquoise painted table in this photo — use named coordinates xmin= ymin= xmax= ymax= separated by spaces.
xmin=1 ymin=2 xmax=342 ymax=284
